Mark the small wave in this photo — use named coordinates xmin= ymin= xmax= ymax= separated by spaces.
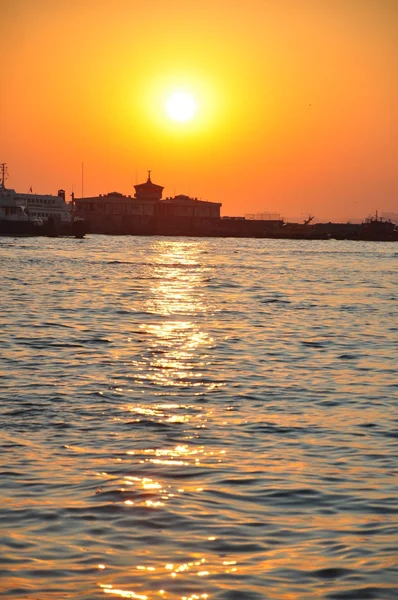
xmin=309 ymin=567 xmax=353 ymax=579
xmin=106 ymin=260 xmax=135 ymax=264
xmin=261 ymin=298 xmax=291 ymax=304
xmin=327 ymin=587 xmax=384 ymax=599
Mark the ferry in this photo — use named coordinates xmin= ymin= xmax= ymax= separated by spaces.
xmin=0 ymin=163 xmax=87 ymax=237
xmin=0 ymin=192 xmax=45 ymax=236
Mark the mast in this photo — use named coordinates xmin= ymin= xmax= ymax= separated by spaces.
xmin=71 ymin=191 xmax=75 ymax=220
xmin=0 ymin=163 xmax=8 ymax=191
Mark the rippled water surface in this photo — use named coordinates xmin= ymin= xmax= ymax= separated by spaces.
xmin=0 ymin=236 xmax=397 ymax=600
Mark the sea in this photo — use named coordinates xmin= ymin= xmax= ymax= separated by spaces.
xmin=0 ymin=235 xmax=397 ymax=600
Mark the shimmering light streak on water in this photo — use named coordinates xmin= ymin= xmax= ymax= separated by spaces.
xmin=0 ymin=236 xmax=397 ymax=599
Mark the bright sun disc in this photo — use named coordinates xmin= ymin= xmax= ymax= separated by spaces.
xmin=166 ymin=92 xmax=196 ymax=122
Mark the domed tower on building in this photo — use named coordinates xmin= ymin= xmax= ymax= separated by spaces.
xmin=134 ymin=171 xmax=164 ymax=201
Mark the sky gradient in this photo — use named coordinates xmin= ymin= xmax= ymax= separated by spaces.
xmin=1 ymin=0 xmax=397 ymax=221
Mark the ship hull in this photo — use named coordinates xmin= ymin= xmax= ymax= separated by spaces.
xmin=0 ymin=218 xmax=88 ymax=238
xmin=0 ymin=220 xmax=46 ymax=236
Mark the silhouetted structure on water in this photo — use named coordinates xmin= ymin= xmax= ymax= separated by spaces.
xmin=72 ymin=173 xmax=398 ymax=241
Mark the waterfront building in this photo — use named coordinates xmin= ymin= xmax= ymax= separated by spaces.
xmin=134 ymin=172 xmax=164 ymax=202
xmin=73 ymin=172 xmax=222 ymax=234
xmin=159 ymin=195 xmax=221 ymax=219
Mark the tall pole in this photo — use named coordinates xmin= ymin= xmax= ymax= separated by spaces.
xmin=81 ymin=162 xmax=84 ymax=198
xmin=0 ymin=163 xmax=7 ymax=190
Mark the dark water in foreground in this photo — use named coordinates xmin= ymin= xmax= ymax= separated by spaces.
xmin=0 ymin=236 xmax=397 ymax=600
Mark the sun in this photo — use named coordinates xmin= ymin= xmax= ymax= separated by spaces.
xmin=166 ymin=91 xmax=197 ymax=122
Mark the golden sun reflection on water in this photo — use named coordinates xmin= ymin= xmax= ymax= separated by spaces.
xmin=123 ymin=401 xmax=208 ymax=427
xmin=99 ymin=551 xmax=232 ymax=599
xmin=112 ymin=443 xmax=228 ymax=510
xmin=146 ymin=240 xmax=211 ymax=317
xmin=102 ymin=588 xmax=148 ymax=599
xmin=132 ymin=322 xmax=214 ymax=392
xmin=95 ymin=434 xmax=236 ymax=598
xmin=130 ymin=240 xmax=217 ymax=394
xmin=101 ymin=586 xmax=210 ymax=600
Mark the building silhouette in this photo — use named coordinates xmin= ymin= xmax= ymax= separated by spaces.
xmin=73 ymin=171 xmax=222 ymax=234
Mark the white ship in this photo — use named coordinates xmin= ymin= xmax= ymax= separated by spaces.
xmin=0 ymin=164 xmax=86 ymax=237
xmin=0 ymin=164 xmax=45 ymax=235
xmin=0 ymin=163 xmax=72 ymax=222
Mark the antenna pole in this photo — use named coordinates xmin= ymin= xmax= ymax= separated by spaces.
xmin=81 ymin=162 xmax=84 ymax=198
xmin=0 ymin=163 xmax=7 ymax=190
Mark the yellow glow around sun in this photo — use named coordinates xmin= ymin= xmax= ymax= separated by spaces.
xmin=166 ymin=92 xmax=197 ymax=122
xmin=136 ymin=73 xmax=225 ymax=139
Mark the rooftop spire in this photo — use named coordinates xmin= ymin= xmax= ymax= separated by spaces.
xmin=147 ymin=170 xmax=152 ymax=182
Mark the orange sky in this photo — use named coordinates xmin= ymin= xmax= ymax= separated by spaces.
xmin=1 ymin=0 xmax=397 ymax=221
